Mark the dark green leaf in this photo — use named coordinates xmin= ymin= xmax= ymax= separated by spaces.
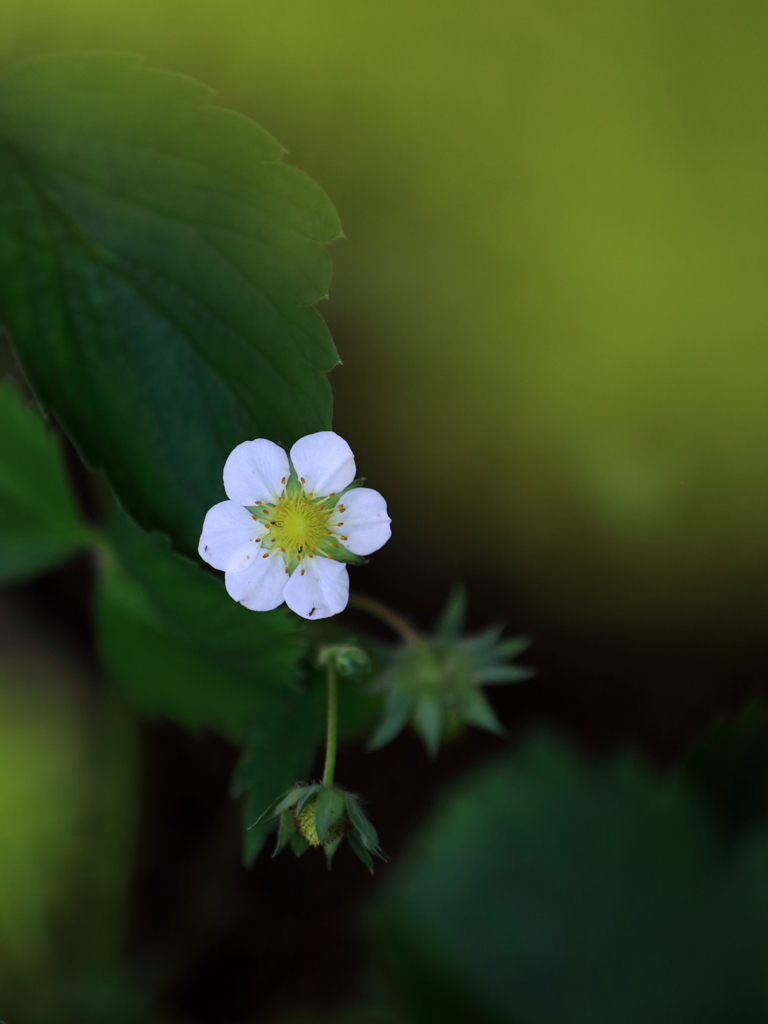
xmin=0 ymin=53 xmax=340 ymax=553
xmin=95 ymin=509 xmax=305 ymax=741
xmin=233 ymin=692 xmax=324 ymax=864
xmin=374 ymin=733 xmax=768 ymax=1024
xmin=0 ymin=377 xmax=90 ymax=582
xmin=313 ymin=787 xmax=346 ymax=844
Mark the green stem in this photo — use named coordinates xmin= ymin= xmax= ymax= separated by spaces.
xmin=348 ymin=592 xmax=424 ymax=644
xmin=322 ymin=661 xmax=338 ymax=788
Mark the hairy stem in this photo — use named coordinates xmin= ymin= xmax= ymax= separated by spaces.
xmin=322 ymin=661 xmax=338 ymax=788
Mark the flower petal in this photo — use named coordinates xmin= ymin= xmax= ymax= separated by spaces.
xmin=225 ymin=550 xmax=288 ymax=611
xmin=223 ymin=439 xmax=290 ymax=505
xmin=199 ymin=500 xmax=266 ymax=572
xmin=283 ymin=557 xmax=349 ymax=620
xmin=289 ymin=431 xmax=356 ymax=497
xmin=333 ymin=487 xmax=392 ymax=555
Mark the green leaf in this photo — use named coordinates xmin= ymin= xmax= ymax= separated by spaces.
xmin=232 ymin=691 xmax=324 ymax=865
xmin=95 ymin=509 xmax=305 ymax=741
xmin=0 ymin=378 xmax=89 ymax=582
xmin=0 ymin=53 xmax=340 ymax=554
xmin=313 ymin=787 xmax=346 ymax=844
xmin=373 ymin=734 xmax=768 ymax=1024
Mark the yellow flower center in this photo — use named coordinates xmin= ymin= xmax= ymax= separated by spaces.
xmin=268 ymin=495 xmax=327 ymax=557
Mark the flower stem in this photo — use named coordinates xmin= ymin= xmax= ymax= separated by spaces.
xmin=322 ymin=660 xmax=338 ymax=788
xmin=348 ymin=592 xmax=423 ymax=644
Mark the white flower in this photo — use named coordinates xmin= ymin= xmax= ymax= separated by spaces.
xmin=198 ymin=431 xmax=392 ymax=620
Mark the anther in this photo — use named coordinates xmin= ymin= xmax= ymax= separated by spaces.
xmin=332 ymin=543 xmax=339 ymax=548
xmin=336 ymin=522 xmax=344 ymax=526
xmin=308 ymin=492 xmax=314 ymax=498
xmin=308 ymin=552 xmax=314 ymax=558
xmin=262 ymin=553 xmax=269 ymax=559
xmin=284 ymin=567 xmax=289 ymax=574
xmin=300 ymin=477 xmax=306 ymax=484
xmin=301 ymin=569 xmax=305 ymax=576
xmin=252 ymin=514 xmax=258 ymax=520
xmin=340 ymin=535 xmax=348 ymax=540
xmin=281 ymin=477 xmax=286 ymax=484
xmin=255 ymin=500 xmax=262 ymax=505
xmin=329 ymin=493 xmax=336 ymax=497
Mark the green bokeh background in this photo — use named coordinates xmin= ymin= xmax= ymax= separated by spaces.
xmin=4 ymin=0 xmax=765 ymax=631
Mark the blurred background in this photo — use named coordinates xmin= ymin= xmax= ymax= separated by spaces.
xmin=2 ymin=1 xmax=768 ymax=1021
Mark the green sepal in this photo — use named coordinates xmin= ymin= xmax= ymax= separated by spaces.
xmin=290 ymin=831 xmax=309 ymax=858
xmin=273 ymin=808 xmax=296 ymax=858
xmin=324 ymin=832 xmax=344 ymax=869
xmin=476 ymin=664 xmax=537 ymax=685
xmin=413 ymin=695 xmax=444 ymax=759
xmin=345 ymin=794 xmax=386 ymax=860
xmin=433 ymin=587 xmax=467 ymax=639
xmin=314 ymin=786 xmax=347 ymax=844
xmin=245 ymin=505 xmax=273 ymax=522
xmin=296 ymin=784 xmax=321 ymax=813
xmin=348 ymin=829 xmax=375 ymax=873
xmin=367 ymin=691 xmax=416 ymax=751
xmin=320 ymin=544 xmax=369 ymax=566
xmin=456 ymin=687 xmax=505 ymax=736
xmin=250 ymin=786 xmax=306 ymax=828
